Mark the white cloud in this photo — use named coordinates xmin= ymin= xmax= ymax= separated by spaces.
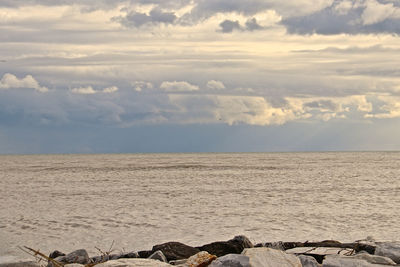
xmin=206 ymin=80 xmax=225 ymax=90
xmin=366 ymin=96 xmax=400 ymax=118
xmin=71 ymin=86 xmax=97 ymax=94
xmin=361 ymin=0 xmax=396 ymax=25
xmin=132 ymin=81 xmax=153 ymax=92
xmin=160 ymin=81 xmax=199 ymax=92
xmin=0 ymin=73 xmax=48 ymax=92
xmin=102 ymin=86 xmax=118 ymax=93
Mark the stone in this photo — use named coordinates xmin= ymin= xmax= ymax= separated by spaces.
xmin=120 ymin=252 xmax=140 ymax=259
xmin=208 ymin=254 xmax=250 ymax=267
xmin=184 ymin=251 xmax=217 ymax=267
xmin=169 ymin=259 xmax=187 ymax=265
xmin=242 ymin=247 xmax=302 ymax=267
xmin=197 ymin=235 xmax=253 ymax=257
xmin=64 ymin=265 xmax=85 ymax=267
xmin=148 ymin=251 xmax=168 ymax=263
xmin=352 ymin=251 xmax=396 ymax=265
xmin=322 ymin=255 xmax=389 ymax=267
xmin=48 ymin=249 xmax=90 ymax=267
xmin=49 ymin=250 xmax=65 ymax=259
xmin=375 ymin=242 xmax=400 ymax=264
xmin=152 ymin=242 xmax=200 ymax=261
xmin=298 ymin=255 xmax=320 ymax=267
xmin=0 ymin=261 xmax=40 ymax=267
xmin=95 ymin=258 xmax=172 ymax=266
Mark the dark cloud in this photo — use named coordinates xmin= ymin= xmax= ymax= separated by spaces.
xmin=218 ymin=18 xmax=265 ymax=33
xmin=282 ymin=0 xmax=400 ymax=35
xmin=219 ymin=20 xmax=241 ymax=33
xmin=113 ymin=7 xmax=177 ymax=28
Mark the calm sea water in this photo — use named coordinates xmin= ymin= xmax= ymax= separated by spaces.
xmin=0 ymin=152 xmax=399 ymax=261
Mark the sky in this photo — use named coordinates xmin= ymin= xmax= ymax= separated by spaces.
xmin=1 ymin=0 xmax=400 ymax=153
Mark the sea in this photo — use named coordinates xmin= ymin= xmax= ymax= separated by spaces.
xmin=0 ymin=152 xmax=399 ymax=262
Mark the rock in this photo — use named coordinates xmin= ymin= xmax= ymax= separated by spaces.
xmin=152 ymin=242 xmax=200 ymax=261
xmin=242 ymin=247 xmax=302 ymax=267
xmin=197 ymin=236 xmax=253 ymax=257
xmin=139 ymin=250 xmax=155 ymax=258
xmin=352 ymin=251 xmax=396 ymax=265
xmin=169 ymin=259 xmax=187 ymax=265
xmin=95 ymin=258 xmax=172 ymax=266
xmin=285 ymin=246 xmax=354 ymax=263
xmin=148 ymin=251 xmax=168 ymax=263
xmin=120 ymin=252 xmax=140 ymax=259
xmin=49 ymin=250 xmax=65 ymax=259
xmin=64 ymin=265 xmax=85 ymax=267
xmin=322 ymin=255 xmax=389 ymax=267
xmin=48 ymin=249 xmax=90 ymax=267
xmin=375 ymin=242 xmax=400 ymax=264
xmin=184 ymin=251 xmax=217 ymax=267
xmin=208 ymin=254 xmax=250 ymax=267
xmin=0 ymin=261 xmax=40 ymax=267
xmin=298 ymin=255 xmax=320 ymax=267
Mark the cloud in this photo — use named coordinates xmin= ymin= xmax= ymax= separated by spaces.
xmin=160 ymin=81 xmax=199 ymax=92
xmin=0 ymin=73 xmax=48 ymax=92
xmin=207 ymin=80 xmax=225 ymax=90
xmin=71 ymin=86 xmax=97 ymax=94
xmin=132 ymin=81 xmax=153 ymax=92
xmin=71 ymin=85 xmax=118 ymax=94
xmin=113 ymin=7 xmax=177 ymax=28
xmin=282 ymin=0 xmax=400 ymax=35
xmin=219 ymin=20 xmax=241 ymax=33
xmin=102 ymin=86 xmax=118 ymax=93
xmin=218 ymin=17 xmax=265 ymax=32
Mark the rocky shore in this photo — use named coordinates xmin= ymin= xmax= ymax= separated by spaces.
xmin=2 ymin=236 xmax=400 ymax=267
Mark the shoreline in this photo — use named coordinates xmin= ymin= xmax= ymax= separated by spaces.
xmin=2 ymin=236 xmax=399 ymax=266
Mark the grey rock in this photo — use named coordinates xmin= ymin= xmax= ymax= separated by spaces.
xmin=49 ymin=250 xmax=65 ymax=259
xmin=298 ymin=255 xmax=320 ymax=267
xmin=208 ymin=254 xmax=250 ymax=267
xmin=243 ymin=247 xmax=302 ymax=267
xmin=95 ymin=258 xmax=172 ymax=266
xmin=48 ymin=249 xmax=90 ymax=267
xmin=375 ymin=242 xmax=400 ymax=264
xmin=352 ymin=251 xmax=396 ymax=265
xmin=0 ymin=261 xmax=40 ymax=267
xmin=64 ymin=265 xmax=85 ymax=267
xmin=168 ymin=259 xmax=187 ymax=265
xmin=120 ymin=252 xmax=140 ymax=259
xmin=323 ymin=255 xmax=390 ymax=267
xmin=148 ymin=250 xmax=168 ymax=263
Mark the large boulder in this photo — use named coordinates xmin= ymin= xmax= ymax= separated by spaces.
xmin=197 ymin=236 xmax=253 ymax=257
xmin=208 ymin=254 xmax=250 ymax=267
xmin=242 ymin=247 xmax=302 ymax=267
xmin=95 ymin=258 xmax=172 ymax=266
xmin=152 ymin=242 xmax=200 ymax=261
xmin=375 ymin=242 xmax=400 ymax=264
xmin=298 ymin=255 xmax=320 ymax=267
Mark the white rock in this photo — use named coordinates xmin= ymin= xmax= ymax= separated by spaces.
xmin=375 ymin=242 xmax=400 ymax=264
xmin=208 ymin=254 xmax=250 ymax=267
xmin=95 ymin=258 xmax=172 ymax=266
xmin=323 ymin=255 xmax=389 ymax=267
xmin=64 ymin=264 xmax=85 ymax=267
xmin=242 ymin=247 xmax=302 ymax=267
xmin=298 ymin=255 xmax=320 ymax=267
